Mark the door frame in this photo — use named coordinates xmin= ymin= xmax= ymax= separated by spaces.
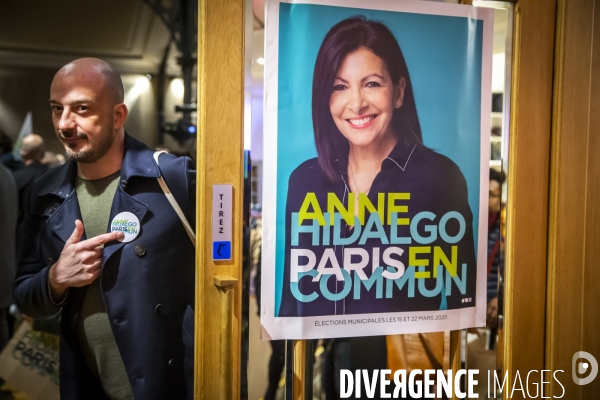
xmin=192 ymin=0 xmax=561 ymax=398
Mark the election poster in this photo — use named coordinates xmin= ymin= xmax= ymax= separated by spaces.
xmin=261 ymin=0 xmax=493 ymax=340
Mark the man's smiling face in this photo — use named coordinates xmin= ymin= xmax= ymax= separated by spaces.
xmin=49 ymin=62 xmax=117 ymax=163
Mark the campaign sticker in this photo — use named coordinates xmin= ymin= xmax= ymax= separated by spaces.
xmin=110 ymin=212 xmax=140 ymax=243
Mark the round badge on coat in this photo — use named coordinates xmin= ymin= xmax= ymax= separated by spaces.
xmin=110 ymin=212 xmax=140 ymax=243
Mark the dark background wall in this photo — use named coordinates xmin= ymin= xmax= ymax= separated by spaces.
xmin=0 ymin=66 xmax=60 ymax=154
xmin=0 ymin=66 xmax=160 ymax=155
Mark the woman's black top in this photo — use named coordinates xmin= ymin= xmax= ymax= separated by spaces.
xmin=279 ymin=140 xmax=477 ymax=317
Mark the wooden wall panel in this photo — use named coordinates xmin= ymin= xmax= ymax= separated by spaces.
xmin=582 ymin=6 xmax=600 ymax=399
xmin=547 ymin=0 xmax=600 ymax=397
xmin=503 ymin=0 xmax=556 ymax=393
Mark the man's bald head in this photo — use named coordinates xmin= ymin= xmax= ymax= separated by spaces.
xmin=53 ymin=58 xmax=124 ymax=105
xmin=20 ymin=134 xmax=45 ymax=163
xmin=49 ymin=57 xmax=129 ymax=166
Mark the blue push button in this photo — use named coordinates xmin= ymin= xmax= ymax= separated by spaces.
xmin=213 ymin=241 xmax=231 ymax=260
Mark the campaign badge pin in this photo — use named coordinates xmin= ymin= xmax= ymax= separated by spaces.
xmin=110 ymin=212 xmax=140 ymax=243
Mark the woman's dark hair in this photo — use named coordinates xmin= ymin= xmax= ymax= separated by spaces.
xmin=312 ymin=16 xmax=423 ymax=182
xmin=489 ymin=168 xmax=506 ymax=186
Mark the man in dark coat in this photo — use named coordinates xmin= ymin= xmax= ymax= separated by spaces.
xmin=0 ymin=163 xmax=17 ymax=397
xmin=13 ymin=58 xmax=195 ymax=400
xmin=0 ymin=163 xmax=17 ymax=351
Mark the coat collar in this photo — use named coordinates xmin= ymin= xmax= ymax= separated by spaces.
xmin=37 ymin=133 xmax=160 ymax=198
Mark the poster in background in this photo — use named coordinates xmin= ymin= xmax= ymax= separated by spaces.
xmin=262 ymin=0 xmax=493 ymax=340
xmin=0 ymin=322 xmax=60 ymax=400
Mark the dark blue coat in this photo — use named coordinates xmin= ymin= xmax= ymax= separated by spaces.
xmin=13 ymin=134 xmax=195 ymax=400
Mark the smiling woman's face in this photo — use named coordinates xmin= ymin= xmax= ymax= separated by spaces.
xmin=329 ymin=46 xmax=405 ymax=151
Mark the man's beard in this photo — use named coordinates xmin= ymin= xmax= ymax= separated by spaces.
xmin=60 ymin=131 xmax=114 ymax=163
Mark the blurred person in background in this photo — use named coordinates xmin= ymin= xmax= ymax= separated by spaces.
xmin=12 ymin=134 xmax=61 ymax=337
xmin=41 ymin=151 xmax=65 ymax=168
xmin=0 ymin=163 xmax=17 ymax=368
xmin=465 ymin=168 xmax=506 ymax=398
xmin=0 ymin=130 xmax=24 ymax=171
xmin=12 ymin=134 xmax=49 ymax=233
xmin=486 ymin=168 xmax=505 ymax=330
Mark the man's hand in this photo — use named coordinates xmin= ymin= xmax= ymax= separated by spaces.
xmin=48 ymin=220 xmax=124 ymax=301
xmin=486 ymin=297 xmax=499 ymax=329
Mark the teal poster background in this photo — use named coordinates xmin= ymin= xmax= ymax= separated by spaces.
xmin=274 ymin=3 xmax=484 ymax=316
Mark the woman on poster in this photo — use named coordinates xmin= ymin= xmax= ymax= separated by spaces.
xmin=280 ymin=16 xmax=477 ymax=318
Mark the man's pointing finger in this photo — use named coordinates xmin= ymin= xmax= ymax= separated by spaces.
xmin=81 ymin=231 xmax=125 ymax=250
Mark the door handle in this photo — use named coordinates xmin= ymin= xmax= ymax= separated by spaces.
xmin=213 ymin=275 xmax=238 ymax=400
